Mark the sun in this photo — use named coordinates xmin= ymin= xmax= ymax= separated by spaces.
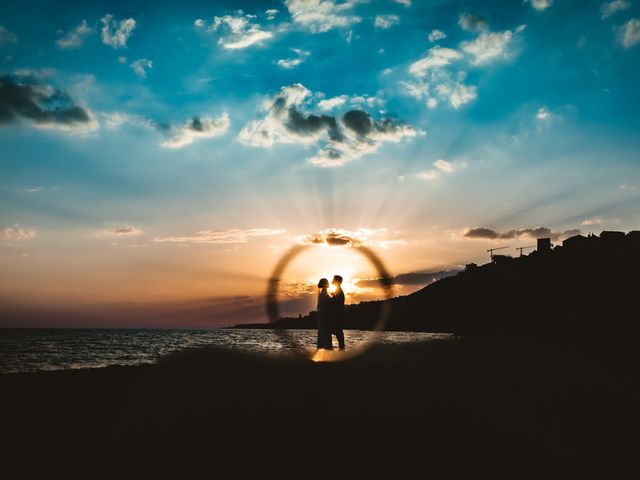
xmin=328 ymin=283 xmax=338 ymax=294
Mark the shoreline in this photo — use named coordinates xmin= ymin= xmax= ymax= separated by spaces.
xmin=1 ymin=335 xmax=638 ymax=463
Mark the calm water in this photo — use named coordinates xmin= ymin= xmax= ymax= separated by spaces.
xmin=0 ymin=328 xmax=451 ymax=374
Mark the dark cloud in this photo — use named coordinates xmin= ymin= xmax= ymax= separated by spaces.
xmin=355 ymin=270 xmax=458 ymax=288
xmin=343 ymin=109 xmax=373 ymax=136
xmin=189 ymin=116 xmax=206 ymax=132
xmin=302 ymin=231 xmax=354 ymax=246
xmin=0 ymin=74 xmax=94 ymax=129
xmin=238 ymin=84 xmax=416 ymax=167
xmin=286 ymin=107 xmax=343 ymax=141
xmin=465 ymin=227 xmax=581 ymax=241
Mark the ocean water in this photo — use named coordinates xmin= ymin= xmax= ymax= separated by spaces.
xmin=0 ymin=328 xmax=451 ymax=374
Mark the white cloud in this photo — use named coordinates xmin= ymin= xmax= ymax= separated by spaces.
xmin=129 ymin=58 xmax=152 ymax=79
xmin=428 ymin=29 xmax=446 ymax=42
xmin=527 ymin=0 xmax=553 ymax=11
xmin=409 ymin=46 xmax=463 ymax=77
xmin=582 ymin=218 xmax=619 ymax=226
xmin=101 ymin=14 xmax=136 ymax=49
xmin=318 ymin=95 xmax=348 ymax=110
xmin=194 ymin=19 xmax=205 ymax=28
xmin=582 ymin=218 xmax=601 ymax=226
xmin=426 ymin=97 xmax=438 ymax=109
xmin=210 ymin=11 xmax=273 ymax=49
xmin=399 ymin=81 xmax=429 ymax=99
xmin=265 ymin=9 xmax=279 ymax=20
xmin=2 ymin=226 xmax=36 ymax=240
xmin=375 ymin=14 xmax=399 ymax=29
xmin=153 ymin=228 xmax=286 ymax=245
xmin=460 ymin=29 xmax=516 ymax=65
xmin=285 ymin=0 xmax=361 ymax=33
xmin=458 ymin=13 xmax=489 ymax=32
xmin=117 ymin=56 xmax=127 ymax=64
xmin=162 ymin=113 xmax=230 ymax=148
xmin=434 ymin=159 xmax=453 ymax=173
xmin=0 ymin=25 xmax=18 ymax=45
xmin=276 ymin=48 xmax=310 ymax=69
xmin=56 ymin=20 xmax=92 ymax=49
xmin=418 ymin=159 xmax=455 ymax=180
xmin=601 ymin=1 xmax=630 ymax=19
xmin=417 ymin=170 xmax=438 ymax=180
xmin=238 ymin=83 xmax=417 ymax=167
xmin=448 ymin=83 xmax=477 ymax=108
xmin=619 ymin=18 xmax=640 ymax=48
xmin=392 ymin=0 xmax=411 ymax=6
xmin=536 ymin=107 xmax=550 ymax=120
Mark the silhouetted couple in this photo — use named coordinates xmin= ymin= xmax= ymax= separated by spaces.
xmin=316 ymin=275 xmax=345 ymax=350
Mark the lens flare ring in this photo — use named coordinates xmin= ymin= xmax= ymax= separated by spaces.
xmin=265 ymin=242 xmax=394 ymax=361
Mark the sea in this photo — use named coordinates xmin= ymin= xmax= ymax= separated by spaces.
xmin=0 ymin=328 xmax=451 ymax=374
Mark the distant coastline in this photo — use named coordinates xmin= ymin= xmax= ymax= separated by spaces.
xmin=237 ymin=230 xmax=640 ymax=339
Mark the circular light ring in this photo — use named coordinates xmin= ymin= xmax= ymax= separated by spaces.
xmin=265 ymin=243 xmax=394 ymax=361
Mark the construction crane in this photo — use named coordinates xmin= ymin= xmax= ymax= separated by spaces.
xmin=516 ymin=245 xmax=536 ymax=257
xmin=487 ymin=246 xmax=509 ymax=261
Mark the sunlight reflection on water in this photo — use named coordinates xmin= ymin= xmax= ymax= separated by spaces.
xmin=0 ymin=329 xmax=452 ymax=374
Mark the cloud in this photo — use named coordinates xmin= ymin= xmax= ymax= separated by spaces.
xmin=400 ymin=81 xmax=429 ymax=99
xmin=458 ymin=13 xmax=489 ymax=33
xmin=129 ymin=58 xmax=152 ymax=78
xmin=464 ymin=227 xmax=580 ymax=241
xmin=428 ymin=29 xmax=446 ymax=42
xmin=102 ymin=110 xmax=228 ymax=148
xmin=0 ymin=74 xmax=98 ymax=132
xmin=582 ymin=217 xmax=619 ymax=226
xmin=285 ymin=0 xmax=361 ymax=33
xmin=0 ymin=25 xmax=18 ymax=45
xmin=527 ymin=0 xmax=553 ymax=11
xmin=408 ymin=46 xmax=463 ymax=77
xmin=161 ymin=113 xmax=230 ymax=148
xmin=265 ymin=9 xmax=279 ymax=20
xmin=295 ymin=228 xmax=402 ymax=248
xmin=194 ymin=19 xmax=205 ymax=28
xmin=536 ymin=107 xmax=549 ymax=120
xmin=448 ymin=82 xmax=477 ymax=108
xmin=355 ymin=270 xmax=457 ymax=288
xmin=97 ymin=226 xmax=143 ymax=237
xmin=374 ymin=14 xmax=399 ymax=29
xmin=238 ymin=83 xmax=416 ymax=167
xmin=211 ymin=11 xmax=273 ymax=49
xmin=392 ymin=0 xmax=411 ymax=6
xmin=460 ymin=29 xmax=518 ymax=66
xmin=153 ymin=228 xmax=286 ymax=245
xmin=101 ymin=14 xmax=136 ymax=49
xmin=418 ymin=158 xmax=455 ymax=180
xmin=619 ymin=18 xmax=640 ymax=48
xmin=2 ymin=226 xmax=36 ymax=240
xmin=601 ymin=0 xmax=630 ymax=19
xmin=276 ymin=48 xmax=310 ymax=69
xmin=56 ymin=20 xmax=92 ymax=49
xmin=317 ymin=95 xmax=348 ymax=110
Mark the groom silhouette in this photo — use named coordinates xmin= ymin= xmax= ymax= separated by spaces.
xmin=330 ymin=275 xmax=346 ymax=350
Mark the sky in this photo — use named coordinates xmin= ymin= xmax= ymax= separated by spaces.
xmin=1 ymin=0 xmax=639 ymax=327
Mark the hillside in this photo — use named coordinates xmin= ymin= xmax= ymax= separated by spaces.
xmin=239 ymin=231 xmax=640 ymax=338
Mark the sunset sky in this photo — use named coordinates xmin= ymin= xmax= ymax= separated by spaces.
xmin=1 ymin=0 xmax=639 ymax=326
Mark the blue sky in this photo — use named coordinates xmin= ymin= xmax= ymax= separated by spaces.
xmin=1 ymin=0 xmax=640 ymax=323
